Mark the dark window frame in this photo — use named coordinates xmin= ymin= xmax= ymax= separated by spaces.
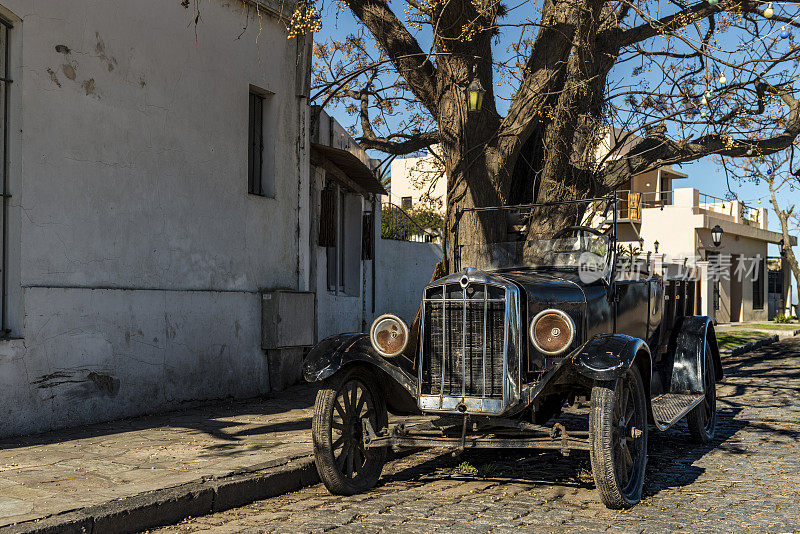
xmin=248 ymin=91 xmax=265 ymax=196
xmin=707 ymin=251 xmax=721 ymax=311
xmin=0 ymin=18 xmax=12 ymax=335
xmin=753 ymin=257 xmax=766 ymax=310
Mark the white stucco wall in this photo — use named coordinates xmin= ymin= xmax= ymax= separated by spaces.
xmin=0 ymin=0 xmax=310 ymax=437
xmin=374 ymin=238 xmax=442 ymax=325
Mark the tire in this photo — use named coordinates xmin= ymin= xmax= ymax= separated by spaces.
xmin=312 ymin=366 xmax=388 ymax=495
xmin=589 ymin=364 xmax=648 ymax=509
xmin=687 ymin=342 xmax=717 ymax=443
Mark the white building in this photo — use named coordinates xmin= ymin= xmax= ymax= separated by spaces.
xmin=309 ymin=108 xmax=441 ymax=341
xmin=615 ymin=186 xmax=794 ymax=323
xmin=0 ymin=0 xmax=316 ymax=438
xmin=388 ymin=148 xmax=446 ymax=213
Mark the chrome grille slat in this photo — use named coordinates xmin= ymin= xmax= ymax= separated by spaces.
xmin=422 ymin=282 xmax=505 ymax=400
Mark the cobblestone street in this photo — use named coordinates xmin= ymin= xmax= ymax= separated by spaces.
xmin=153 ymin=339 xmax=800 ymax=533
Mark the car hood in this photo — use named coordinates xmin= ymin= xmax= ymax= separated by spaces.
xmin=496 ymin=269 xmax=588 ymax=306
xmin=430 ymin=268 xmax=589 ymax=305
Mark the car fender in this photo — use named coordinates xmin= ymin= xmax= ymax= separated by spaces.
xmin=670 ymin=316 xmax=723 ymax=394
xmin=302 ymin=333 xmax=420 ymax=414
xmin=572 ymin=334 xmax=651 ymax=382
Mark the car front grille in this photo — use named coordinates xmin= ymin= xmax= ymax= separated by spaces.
xmin=422 ymin=283 xmax=506 ymax=399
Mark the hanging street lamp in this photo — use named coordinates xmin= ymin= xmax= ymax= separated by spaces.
xmin=711 ymin=224 xmax=724 ymax=248
xmin=467 ymin=75 xmax=485 ymax=112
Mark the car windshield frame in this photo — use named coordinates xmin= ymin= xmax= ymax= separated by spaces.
xmin=452 ymin=196 xmax=618 ymax=275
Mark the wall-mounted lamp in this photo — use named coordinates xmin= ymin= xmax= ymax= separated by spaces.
xmin=711 ymin=225 xmax=724 ymax=248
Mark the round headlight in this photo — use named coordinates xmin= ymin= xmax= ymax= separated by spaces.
xmin=530 ymin=309 xmax=575 ymax=356
xmin=370 ymin=314 xmax=409 ymax=358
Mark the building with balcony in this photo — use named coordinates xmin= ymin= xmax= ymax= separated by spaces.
xmin=615 ymin=187 xmax=795 ymax=323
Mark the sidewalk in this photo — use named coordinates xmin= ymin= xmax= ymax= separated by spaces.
xmin=0 ymin=382 xmax=326 ymax=533
xmin=715 ymin=321 xmax=800 ymax=338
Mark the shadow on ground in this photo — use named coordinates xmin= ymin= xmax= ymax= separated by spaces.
xmin=376 ymin=339 xmax=800 ymax=499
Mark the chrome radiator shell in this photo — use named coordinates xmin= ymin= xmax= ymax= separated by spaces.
xmin=418 ymin=271 xmax=522 ymax=415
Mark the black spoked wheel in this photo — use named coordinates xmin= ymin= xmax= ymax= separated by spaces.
xmin=312 ymin=367 xmax=387 ymax=495
xmin=589 ymin=364 xmax=648 ymax=509
xmin=687 ymin=342 xmax=717 ymax=443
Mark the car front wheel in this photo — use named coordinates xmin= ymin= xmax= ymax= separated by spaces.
xmin=589 ymin=364 xmax=648 ymax=509
xmin=312 ymin=366 xmax=387 ymax=495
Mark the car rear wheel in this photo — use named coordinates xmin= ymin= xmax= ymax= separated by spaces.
xmin=687 ymin=342 xmax=717 ymax=443
xmin=589 ymin=364 xmax=648 ymax=509
xmin=312 ymin=366 xmax=387 ymax=495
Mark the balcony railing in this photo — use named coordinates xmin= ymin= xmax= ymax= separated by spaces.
xmin=616 ymin=190 xmax=674 ymax=220
xmin=381 ymin=202 xmax=439 ymax=243
xmin=698 ymin=192 xmax=762 ymax=227
xmin=698 ymin=192 xmax=735 ymax=217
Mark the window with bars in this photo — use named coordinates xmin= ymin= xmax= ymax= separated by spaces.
xmin=319 ymin=180 xmax=363 ymax=296
xmin=247 ymin=89 xmax=275 ymax=197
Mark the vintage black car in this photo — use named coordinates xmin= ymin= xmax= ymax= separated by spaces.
xmin=303 ymin=197 xmax=721 ymax=509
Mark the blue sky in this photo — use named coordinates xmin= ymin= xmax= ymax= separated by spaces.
xmin=313 ymin=0 xmax=800 ymax=260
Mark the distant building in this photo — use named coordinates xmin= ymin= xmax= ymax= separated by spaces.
xmin=388 ymin=148 xmax=446 ymax=214
xmin=614 ymin=187 xmax=794 ymax=322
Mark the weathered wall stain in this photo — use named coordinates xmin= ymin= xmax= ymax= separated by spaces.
xmin=87 ymin=372 xmax=120 ymax=396
xmin=62 ymin=63 xmax=76 ymax=81
xmin=46 ymin=68 xmax=61 ymax=87
xmin=52 ymin=40 xmax=106 ymax=99
xmin=31 ymin=369 xmax=119 ymax=397
xmin=94 ymin=33 xmax=117 ymax=72
xmin=31 ymin=371 xmax=75 ymax=388
xmin=81 ymin=78 xmax=96 ymax=96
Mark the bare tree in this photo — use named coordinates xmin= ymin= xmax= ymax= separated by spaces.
xmin=300 ymin=0 xmax=800 ymax=274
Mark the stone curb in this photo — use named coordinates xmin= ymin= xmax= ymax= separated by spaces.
xmin=0 ymin=455 xmax=319 ymax=534
xmin=727 ymin=334 xmax=779 ymax=357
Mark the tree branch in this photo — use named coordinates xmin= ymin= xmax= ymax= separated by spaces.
xmin=603 ymin=82 xmax=800 ymax=187
xmin=343 ymin=0 xmax=440 ymax=116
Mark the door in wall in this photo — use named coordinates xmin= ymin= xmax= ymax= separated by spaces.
xmin=729 ymin=254 xmax=743 ymax=322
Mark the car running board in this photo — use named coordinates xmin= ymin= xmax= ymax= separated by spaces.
xmin=650 ymin=393 xmax=705 ymax=430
